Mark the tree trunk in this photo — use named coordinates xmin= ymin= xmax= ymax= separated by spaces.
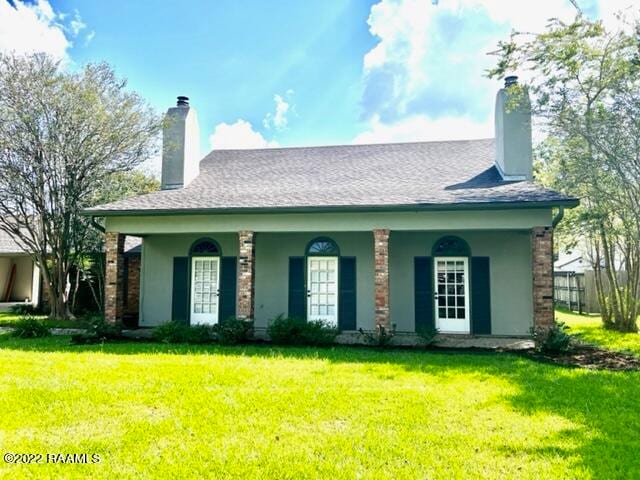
xmin=71 ymin=267 xmax=81 ymax=314
xmin=592 ymin=238 xmax=612 ymax=326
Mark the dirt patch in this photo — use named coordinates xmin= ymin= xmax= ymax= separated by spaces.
xmin=526 ymin=344 xmax=640 ymax=371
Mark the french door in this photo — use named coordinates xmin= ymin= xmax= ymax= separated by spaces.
xmin=190 ymin=256 xmax=220 ymax=325
xmin=307 ymin=257 xmax=338 ymax=326
xmin=434 ymin=257 xmax=470 ymax=333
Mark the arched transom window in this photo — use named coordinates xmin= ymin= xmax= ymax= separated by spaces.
xmin=306 ymin=237 xmax=340 ymax=256
xmin=432 ymin=235 xmax=471 ymax=257
xmin=189 ymin=238 xmax=221 ymax=256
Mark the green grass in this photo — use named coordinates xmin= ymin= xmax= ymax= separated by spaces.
xmin=557 ymin=309 xmax=640 ymax=357
xmin=0 ymin=311 xmax=91 ymax=329
xmin=0 ymin=337 xmax=638 ymax=479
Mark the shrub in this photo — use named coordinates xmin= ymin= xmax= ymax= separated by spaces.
xmin=267 ymin=314 xmax=338 ymax=346
xmin=417 ymin=326 xmax=439 ymax=347
xmin=301 ymin=319 xmax=339 ymax=346
xmin=533 ymin=321 xmax=572 ymax=353
xmin=358 ymin=324 xmax=396 ymax=348
xmin=89 ymin=316 xmax=123 ymax=340
xmin=71 ymin=316 xmax=123 ymax=344
xmin=11 ymin=315 xmax=51 ymax=338
xmin=153 ymin=321 xmax=213 ymax=344
xmin=214 ymin=317 xmax=253 ymax=345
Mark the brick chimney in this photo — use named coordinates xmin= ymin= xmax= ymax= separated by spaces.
xmin=494 ymin=76 xmax=533 ymax=180
xmin=161 ymin=96 xmax=200 ymax=190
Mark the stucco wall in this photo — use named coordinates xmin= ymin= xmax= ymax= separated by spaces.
xmin=0 ymin=255 xmax=34 ymax=302
xmin=106 ymin=208 xmax=552 ymax=234
xmin=139 ymin=234 xmax=238 ymax=326
xmin=139 ymin=230 xmax=533 ymax=335
xmin=390 ymin=231 xmax=533 ymax=335
xmin=254 ymin=232 xmax=375 ymax=330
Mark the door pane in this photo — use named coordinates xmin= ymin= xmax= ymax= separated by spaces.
xmin=307 ymin=257 xmax=339 ymax=325
xmin=435 ymin=257 xmax=469 ymax=332
xmin=191 ymin=257 xmax=219 ymax=324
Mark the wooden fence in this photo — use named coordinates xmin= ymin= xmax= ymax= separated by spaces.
xmin=554 ymin=270 xmax=631 ymax=314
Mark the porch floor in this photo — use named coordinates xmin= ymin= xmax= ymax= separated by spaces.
xmin=334 ymin=332 xmax=534 ymax=350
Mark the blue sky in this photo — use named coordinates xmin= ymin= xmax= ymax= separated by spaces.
xmin=0 ymin=0 xmax=633 ymax=165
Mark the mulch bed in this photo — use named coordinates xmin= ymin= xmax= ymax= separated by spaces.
xmin=526 ymin=344 xmax=640 ymax=371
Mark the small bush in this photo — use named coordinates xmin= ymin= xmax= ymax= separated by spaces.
xmin=301 ymin=319 xmax=339 ymax=346
xmin=153 ymin=321 xmax=213 ymax=344
xmin=358 ymin=324 xmax=396 ymax=348
xmin=417 ymin=326 xmax=439 ymax=347
xmin=71 ymin=316 xmax=123 ymax=344
xmin=267 ymin=314 xmax=338 ymax=346
xmin=11 ymin=315 xmax=51 ymax=338
xmin=89 ymin=316 xmax=123 ymax=340
xmin=214 ymin=317 xmax=253 ymax=345
xmin=534 ymin=322 xmax=572 ymax=353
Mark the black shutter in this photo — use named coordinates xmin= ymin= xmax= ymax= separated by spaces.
xmin=339 ymin=257 xmax=357 ymax=331
xmin=288 ymin=256 xmax=306 ymax=319
xmin=471 ymin=256 xmax=491 ymax=334
xmin=219 ymin=257 xmax=237 ymax=322
xmin=172 ymin=257 xmax=190 ymax=325
xmin=414 ymin=256 xmax=434 ymax=331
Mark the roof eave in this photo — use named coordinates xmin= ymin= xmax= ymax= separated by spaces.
xmin=83 ymin=198 xmax=580 ymax=217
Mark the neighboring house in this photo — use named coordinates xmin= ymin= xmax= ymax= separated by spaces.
xmin=0 ymin=228 xmax=142 ymax=318
xmin=555 ymin=250 xmax=589 ymax=274
xmin=0 ymin=230 xmax=40 ymax=310
xmin=86 ymin=78 xmax=578 ymax=337
xmin=554 ymin=243 xmax=626 ymax=314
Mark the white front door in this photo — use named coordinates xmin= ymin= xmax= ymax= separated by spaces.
xmin=190 ymin=256 xmax=220 ymax=325
xmin=307 ymin=257 xmax=339 ymax=326
xmin=434 ymin=257 xmax=470 ymax=333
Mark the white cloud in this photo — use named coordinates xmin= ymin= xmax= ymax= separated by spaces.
xmin=263 ymin=91 xmax=294 ymax=130
xmin=209 ymin=119 xmax=279 ymax=150
xmin=356 ymin=0 xmax=636 ymax=143
xmin=85 ymin=31 xmax=96 ymax=46
xmin=0 ymin=0 xmax=70 ymax=59
xmin=0 ymin=1 xmax=92 ymax=61
xmin=353 ymin=113 xmax=491 ymax=145
xmin=69 ymin=10 xmax=86 ymax=36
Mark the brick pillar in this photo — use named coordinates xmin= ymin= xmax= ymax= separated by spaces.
xmin=374 ymin=229 xmax=391 ymax=330
xmin=532 ymin=226 xmax=554 ymax=332
xmin=238 ymin=231 xmax=255 ymax=320
xmin=125 ymin=255 xmax=141 ymax=317
xmin=105 ymin=232 xmax=125 ymax=324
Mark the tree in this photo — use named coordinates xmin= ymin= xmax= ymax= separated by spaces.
xmin=489 ymin=16 xmax=640 ymax=331
xmin=72 ymin=171 xmax=160 ymax=313
xmin=0 ymin=53 xmax=160 ymax=319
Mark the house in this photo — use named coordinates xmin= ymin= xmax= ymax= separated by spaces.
xmin=86 ymin=77 xmax=578 ymax=337
xmin=0 ymin=227 xmax=142 ymax=318
xmin=0 ymin=230 xmax=41 ymax=311
xmin=554 ymin=242 xmax=626 ymax=315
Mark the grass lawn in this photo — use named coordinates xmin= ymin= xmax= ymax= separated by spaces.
xmin=0 ymin=337 xmax=638 ymax=479
xmin=0 ymin=312 xmax=91 ymax=329
xmin=557 ymin=309 xmax=640 ymax=357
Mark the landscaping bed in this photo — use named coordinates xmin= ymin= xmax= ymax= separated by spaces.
xmin=526 ymin=344 xmax=640 ymax=371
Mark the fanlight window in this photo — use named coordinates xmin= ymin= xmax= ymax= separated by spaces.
xmin=307 ymin=238 xmax=339 ymax=256
xmin=190 ymin=239 xmax=220 ymax=256
xmin=432 ymin=236 xmax=470 ymax=257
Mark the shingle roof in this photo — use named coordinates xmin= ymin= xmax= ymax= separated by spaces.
xmin=0 ymin=229 xmax=141 ymax=255
xmin=86 ymin=139 xmax=577 ymax=214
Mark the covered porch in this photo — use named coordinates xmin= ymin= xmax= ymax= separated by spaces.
xmin=103 ymin=208 xmax=555 ymax=337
